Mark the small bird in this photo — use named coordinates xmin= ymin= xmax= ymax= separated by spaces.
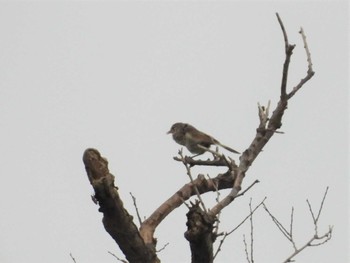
xmin=167 ymin=122 xmax=240 ymax=155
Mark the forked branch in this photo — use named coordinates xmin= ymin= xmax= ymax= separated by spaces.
xmin=263 ymin=187 xmax=332 ymax=263
xmin=207 ymin=13 xmax=315 ymax=218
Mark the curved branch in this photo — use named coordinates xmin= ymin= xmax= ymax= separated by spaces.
xmin=139 ymin=171 xmax=234 ymax=244
xmin=276 ymin=13 xmax=296 ymax=100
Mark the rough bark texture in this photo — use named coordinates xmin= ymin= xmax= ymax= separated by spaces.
xmin=139 ymin=172 xmax=234 ymax=245
xmin=83 ymin=149 xmax=159 ymax=263
xmin=185 ymin=203 xmax=216 ymax=263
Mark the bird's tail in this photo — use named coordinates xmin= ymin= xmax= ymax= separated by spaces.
xmin=215 ymin=140 xmax=240 ymax=154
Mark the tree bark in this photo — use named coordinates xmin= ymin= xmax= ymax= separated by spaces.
xmin=185 ymin=203 xmax=216 ymax=263
xmin=83 ymin=149 xmax=160 ymax=263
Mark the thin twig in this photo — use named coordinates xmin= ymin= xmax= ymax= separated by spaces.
xmin=287 ymin=26 xmax=315 ymax=99
xmin=178 ymin=149 xmax=207 ymax=212
xmin=263 ymin=188 xmax=332 ymax=263
xmin=156 ymin=242 xmax=170 ymax=253
xmin=243 ymin=235 xmax=251 ymax=263
xmin=180 ymin=196 xmax=191 ymax=209
xmin=229 ymin=197 xmax=266 ymax=235
xmin=69 ymin=253 xmax=77 ymax=263
xmin=315 ymin=186 xmax=329 ymax=222
xmin=263 ymin=203 xmax=292 ymax=242
xmin=276 ymin=13 xmax=289 ymax=52
xmin=289 ymin=207 xmax=297 ymax=250
xmin=235 ymin=180 xmax=260 ymax=198
xmin=249 ymin=199 xmax=254 ymax=263
xmin=208 ymin=176 xmax=259 ymax=217
xmin=309 ymin=226 xmax=333 ymax=247
xmin=289 ymin=207 xmax=294 ymax=236
xmin=130 ymin=192 xmax=143 ymax=226
xmin=213 ymin=197 xmax=266 ymax=259
xmin=282 ymin=226 xmax=333 ymax=263
xmin=108 ymin=251 xmax=128 ymax=263
xmin=306 ymin=186 xmax=329 ymax=234
xmin=208 ymin=174 xmax=222 ymax=236
xmin=276 ymin=12 xmax=296 ymax=99
xmin=306 ymin=199 xmax=317 ymax=225
xmin=300 ymin=27 xmax=314 ymax=74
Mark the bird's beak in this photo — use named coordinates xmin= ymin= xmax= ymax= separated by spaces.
xmin=166 ymin=130 xmax=172 ymax=134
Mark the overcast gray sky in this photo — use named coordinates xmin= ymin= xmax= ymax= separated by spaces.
xmin=0 ymin=1 xmax=348 ymax=263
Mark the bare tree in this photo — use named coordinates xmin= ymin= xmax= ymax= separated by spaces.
xmin=82 ymin=14 xmax=331 ymax=263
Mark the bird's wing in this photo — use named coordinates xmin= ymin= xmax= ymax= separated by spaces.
xmin=184 ymin=125 xmax=213 ymax=147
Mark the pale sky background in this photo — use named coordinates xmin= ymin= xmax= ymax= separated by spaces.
xmin=0 ymin=1 xmax=348 ymax=263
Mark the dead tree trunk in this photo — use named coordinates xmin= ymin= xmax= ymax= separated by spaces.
xmin=185 ymin=203 xmax=216 ymax=263
xmin=83 ymin=149 xmax=160 ymax=263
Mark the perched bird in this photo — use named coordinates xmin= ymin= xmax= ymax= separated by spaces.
xmin=167 ymin=122 xmax=240 ymax=155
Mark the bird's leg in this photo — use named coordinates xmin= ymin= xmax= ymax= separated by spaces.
xmin=197 ymin=145 xmax=223 ymax=159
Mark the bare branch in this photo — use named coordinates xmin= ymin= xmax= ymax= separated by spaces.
xmin=235 ymin=180 xmax=260 ymax=198
xmin=140 ymin=170 xmax=236 ymax=245
xmin=180 ymin=196 xmax=191 ymax=209
xmin=276 ymin=12 xmax=296 ymax=100
xmin=228 ymin=197 xmax=266 ymax=235
xmin=263 ymin=188 xmax=332 ymax=263
xmin=130 ymin=192 xmax=143 ymax=226
xmin=208 ymin=179 xmax=240 ymax=217
xmin=249 ymin=199 xmax=255 ymax=263
xmin=306 ymin=199 xmax=317 ymax=225
xmin=209 ymin=178 xmax=259 ymax=222
xmin=173 ymin=155 xmax=232 ymax=167
xmin=213 ymin=197 xmax=266 ymax=259
xmin=69 ymin=253 xmax=77 ymax=263
xmin=232 ymin=15 xmax=315 ymax=198
xmin=276 ymin=12 xmax=289 ymax=52
xmin=157 ymin=14 xmax=315 ymax=242
xmin=306 ymin=186 xmax=329 ymax=234
xmin=156 ymin=242 xmax=170 ymax=253
xmin=178 ymin=149 xmax=207 ymax=212
xmin=287 ymin=27 xmax=315 ymax=99
xmin=283 ymin=226 xmax=333 ymax=263
xmin=289 ymin=207 xmax=297 ymax=250
xmin=243 ymin=235 xmax=251 ymax=263
xmin=300 ymin=27 xmax=314 ymax=74
xmin=209 ymin=174 xmax=222 ymax=237
xmin=309 ymin=226 xmax=333 ymax=247
xmin=315 ymin=186 xmax=329 ymax=222
xmin=208 ymin=179 xmax=259 ymax=220
xmin=108 ymin=251 xmax=128 ymax=263
xmin=263 ymin=203 xmax=293 ymax=242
